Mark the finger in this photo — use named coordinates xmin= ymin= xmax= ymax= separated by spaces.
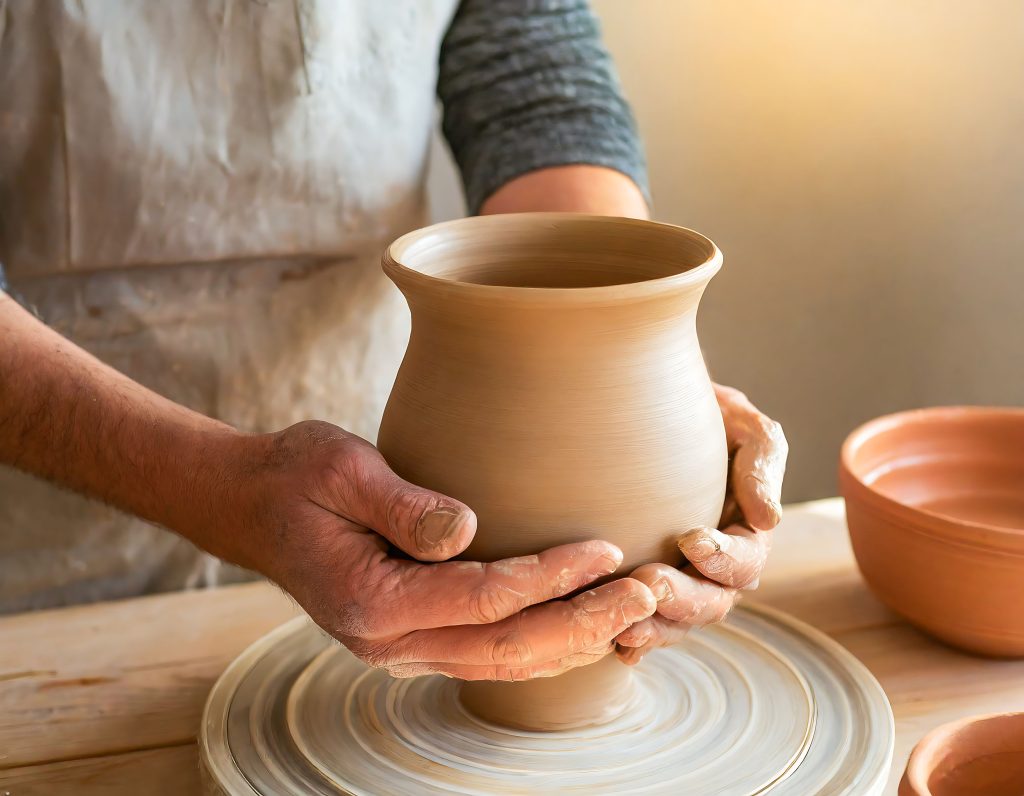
xmin=386 ymin=643 xmax=614 ymax=681
xmin=732 ymin=439 xmax=786 ymax=531
xmin=677 ymin=525 xmax=772 ymax=589
xmin=718 ymin=494 xmax=743 ymax=529
xmin=714 ymin=384 xmax=788 ymax=531
xmin=615 ymin=615 xmax=691 ymax=665
xmin=361 ymin=540 xmax=623 ymax=638
xmin=389 ymin=578 xmax=656 ymax=667
xmin=326 ymin=436 xmax=477 ymax=561
xmin=614 ymin=616 xmax=657 ymax=648
xmin=628 ymin=563 xmax=738 ymax=626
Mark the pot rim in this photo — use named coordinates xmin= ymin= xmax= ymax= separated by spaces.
xmin=382 ymin=213 xmax=723 ymax=306
xmin=839 ymin=406 xmax=1024 ymax=540
xmin=902 ymin=711 xmax=1024 ymax=795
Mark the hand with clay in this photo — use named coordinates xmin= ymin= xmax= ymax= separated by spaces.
xmin=0 ymin=293 xmax=657 ymax=681
xmin=614 ymin=384 xmax=788 ymax=664
xmin=478 ymin=170 xmax=789 ymax=665
xmin=235 ymin=422 xmax=658 ymax=680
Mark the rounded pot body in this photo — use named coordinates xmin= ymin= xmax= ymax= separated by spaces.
xmin=377 ymin=213 xmax=728 ymax=730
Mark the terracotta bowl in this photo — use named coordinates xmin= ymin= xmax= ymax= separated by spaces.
xmin=899 ymin=712 xmax=1024 ymax=796
xmin=840 ymin=407 xmax=1024 ymax=656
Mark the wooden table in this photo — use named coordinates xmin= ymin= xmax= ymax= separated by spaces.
xmin=2 ymin=498 xmax=1023 ymax=795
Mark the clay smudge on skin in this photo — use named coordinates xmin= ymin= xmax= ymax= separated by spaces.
xmin=488 ymin=555 xmax=540 ymax=576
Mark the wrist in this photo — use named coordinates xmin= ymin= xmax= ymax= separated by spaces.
xmin=158 ymin=424 xmax=273 ymax=570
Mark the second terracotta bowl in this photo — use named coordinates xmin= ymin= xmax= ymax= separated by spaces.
xmin=899 ymin=712 xmax=1024 ymax=796
xmin=840 ymin=407 xmax=1024 ymax=656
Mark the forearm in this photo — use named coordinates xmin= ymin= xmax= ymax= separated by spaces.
xmin=0 ymin=292 xmax=242 ymax=550
xmin=439 ymin=0 xmax=649 ymax=215
xmin=480 ymin=164 xmax=649 ymax=219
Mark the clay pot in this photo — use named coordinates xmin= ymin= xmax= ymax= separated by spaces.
xmin=839 ymin=407 xmax=1024 ymax=656
xmin=899 ymin=712 xmax=1024 ymax=796
xmin=377 ymin=213 xmax=728 ymax=730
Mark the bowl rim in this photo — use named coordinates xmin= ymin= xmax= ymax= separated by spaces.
xmin=382 ymin=213 xmax=723 ymax=307
xmin=839 ymin=406 xmax=1024 ymax=539
xmin=902 ymin=711 xmax=1024 ymax=794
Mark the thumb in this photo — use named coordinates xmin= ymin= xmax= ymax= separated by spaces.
xmin=330 ymin=439 xmax=477 ymax=562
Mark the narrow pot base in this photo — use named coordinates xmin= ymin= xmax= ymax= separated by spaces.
xmin=459 ymin=653 xmax=637 ymax=731
xmin=200 ymin=605 xmax=893 ymax=795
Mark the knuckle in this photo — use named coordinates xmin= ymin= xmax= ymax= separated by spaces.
xmin=300 ymin=419 xmax=352 ymax=447
xmin=753 ymin=413 xmax=778 ymax=439
xmin=263 ymin=421 xmax=348 ymax=473
xmin=325 ymin=439 xmax=378 ymax=493
xmin=301 ymin=446 xmax=377 ymax=516
xmin=759 ymin=417 xmax=788 ymax=450
xmin=304 ymin=421 xmax=358 ymax=463
xmin=467 ymin=581 xmax=521 ymax=625
xmin=485 ymin=630 xmax=533 ymax=667
xmin=386 ymin=488 xmax=439 ymax=539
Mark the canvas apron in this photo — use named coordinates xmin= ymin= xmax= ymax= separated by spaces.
xmin=0 ymin=0 xmax=459 ymax=613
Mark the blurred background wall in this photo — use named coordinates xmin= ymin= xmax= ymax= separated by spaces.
xmin=428 ymin=0 xmax=1024 ymax=501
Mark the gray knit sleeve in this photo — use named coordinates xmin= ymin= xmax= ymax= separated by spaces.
xmin=438 ymin=0 xmax=650 ymax=214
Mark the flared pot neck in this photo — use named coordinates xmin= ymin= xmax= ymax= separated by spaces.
xmin=382 ymin=213 xmax=722 ymax=311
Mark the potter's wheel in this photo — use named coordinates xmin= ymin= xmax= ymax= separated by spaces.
xmin=200 ymin=604 xmax=893 ymax=795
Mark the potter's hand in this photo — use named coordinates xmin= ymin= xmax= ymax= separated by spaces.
xmin=238 ymin=421 xmax=657 ymax=681
xmin=615 ymin=385 xmax=787 ymax=664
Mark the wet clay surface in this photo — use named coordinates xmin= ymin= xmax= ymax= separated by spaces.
xmin=377 ymin=214 xmax=729 ymax=730
xmin=840 ymin=407 xmax=1024 ymax=656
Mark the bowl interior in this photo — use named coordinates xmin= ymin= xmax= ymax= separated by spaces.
xmin=845 ymin=409 xmax=1024 ymax=531
xmin=919 ymin=713 xmax=1024 ymax=796
xmin=390 ymin=214 xmax=718 ymax=289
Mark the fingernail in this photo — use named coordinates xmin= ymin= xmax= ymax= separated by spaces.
xmin=589 ymin=545 xmax=623 ymax=576
xmin=417 ymin=506 xmax=466 ymax=548
xmin=650 ymin=577 xmax=674 ymax=603
xmin=678 ymin=528 xmax=721 ymax=563
xmin=766 ymin=500 xmax=782 ymax=527
xmin=623 ymin=591 xmax=657 ymax=622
